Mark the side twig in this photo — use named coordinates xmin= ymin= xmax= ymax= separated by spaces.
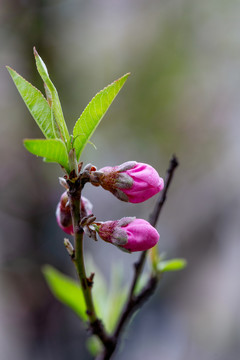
xmin=97 ymin=155 xmax=179 ymax=360
xmin=128 ymin=155 xmax=179 ymax=300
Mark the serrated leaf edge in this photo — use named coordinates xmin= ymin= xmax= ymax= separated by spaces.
xmin=7 ymin=66 xmax=55 ymax=139
xmin=73 ymin=73 xmax=130 ymax=160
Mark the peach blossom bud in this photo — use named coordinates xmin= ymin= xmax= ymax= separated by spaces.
xmin=56 ymin=191 xmax=93 ymax=235
xmin=96 ymin=217 xmax=159 ymax=252
xmin=92 ymin=161 xmax=164 ymax=203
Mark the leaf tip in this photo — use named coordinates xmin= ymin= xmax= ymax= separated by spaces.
xmin=157 ymin=258 xmax=187 ymax=273
xmin=121 ymin=72 xmax=131 ymax=82
xmin=42 ymin=264 xmax=51 ymax=277
xmin=33 ymin=46 xmax=38 ymax=57
xmin=6 ymin=65 xmax=14 ymax=75
xmin=119 ymin=72 xmax=131 ymax=82
xmin=23 ymin=138 xmax=29 ymax=145
xmin=23 ymin=138 xmax=34 ymax=152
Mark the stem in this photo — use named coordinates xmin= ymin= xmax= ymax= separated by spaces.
xmin=67 ymin=176 xmax=113 ymax=348
xmin=149 ymin=155 xmax=179 ymax=227
xmin=74 ymin=234 xmax=97 ymax=322
xmin=68 ymin=182 xmax=97 ymax=323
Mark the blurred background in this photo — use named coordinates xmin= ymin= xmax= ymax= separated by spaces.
xmin=1 ymin=0 xmax=240 ymax=359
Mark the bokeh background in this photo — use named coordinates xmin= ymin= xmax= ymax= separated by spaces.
xmin=1 ymin=0 xmax=240 ymax=359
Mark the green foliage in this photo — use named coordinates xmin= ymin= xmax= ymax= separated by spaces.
xmin=7 ymin=67 xmax=55 ymax=139
xmin=42 ymin=260 xmax=107 ymax=323
xmin=86 ymin=336 xmax=103 ymax=357
xmin=43 ymin=260 xmax=127 ymax=339
xmin=73 ymin=73 xmax=130 ymax=161
xmin=133 ymin=272 xmax=148 ymax=296
xmin=24 ymin=139 xmax=70 ymax=172
xmin=8 ymin=49 xmax=129 ymax=174
xmin=157 ymin=258 xmax=187 ymax=272
xmin=33 ymin=48 xmax=70 ymax=148
xmin=42 ymin=265 xmax=87 ymax=321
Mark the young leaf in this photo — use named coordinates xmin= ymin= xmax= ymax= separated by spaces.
xmin=86 ymin=337 xmax=103 ymax=357
xmin=133 ymin=272 xmax=148 ymax=296
xmin=73 ymin=73 xmax=130 ymax=161
xmin=42 ymin=265 xmax=87 ymax=321
xmin=24 ymin=139 xmax=69 ymax=171
xmin=7 ymin=67 xmax=55 ymax=139
xmin=33 ymin=48 xmax=70 ymax=148
xmin=157 ymin=258 xmax=187 ymax=273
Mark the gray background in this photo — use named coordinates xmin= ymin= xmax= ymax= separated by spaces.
xmin=1 ymin=1 xmax=240 ymax=359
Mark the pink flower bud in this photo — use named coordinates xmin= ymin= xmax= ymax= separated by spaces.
xmin=92 ymin=161 xmax=164 ymax=203
xmin=96 ymin=217 xmax=159 ymax=252
xmin=56 ymin=191 xmax=93 ymax=235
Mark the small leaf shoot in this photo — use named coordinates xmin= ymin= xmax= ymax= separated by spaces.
xmin=73 ymin=73 xmax=130 ymax=161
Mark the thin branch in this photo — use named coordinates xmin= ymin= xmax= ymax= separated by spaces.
xmin=97 ymin=155 xmax=179 ymax=360
xmin=68 ymin=176 xmax=114 ymax=348
xmin=149 ymin=155 xmax=179 ymax=227
xmin=68 ymin=181 xmax=97 ymax=323
xmin=96 ymin=277 xmax=158 ymax=360
xmin=115 ymin=276 xmax=158 ymax=339
xmin=128 ymin=155 xmax=179 ymax=299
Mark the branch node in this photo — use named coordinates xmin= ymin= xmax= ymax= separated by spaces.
xmin=63 ymin=238 xmax=75 ymax=258
xmin=87 ymin=273 xmax=95 ymax=288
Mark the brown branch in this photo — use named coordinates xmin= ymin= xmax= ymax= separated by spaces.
xmin=149 ymin=155 xmax=179 ymax=227
xmin=96 ymin=155 xmax=179 ymax=360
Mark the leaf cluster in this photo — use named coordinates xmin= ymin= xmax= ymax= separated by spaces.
xmin=8 ymin=52 xmax=187 ymax=359
xmin=43 ymin=259 xmax=128 ymax=356
xmin=7 ymin=48 xmax=129 ymax=174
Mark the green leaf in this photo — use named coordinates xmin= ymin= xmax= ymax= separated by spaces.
xmin=42 ymin=265 xmax=87 ymax=321
xmin=157 ymin=258 xmax=187 ymax=273
xmin=33 ymin=48 xmax=70 ymax=148
xmin=24 ymin=139 xmax=69 ymax=171
xmin=86 ymin=337 xmax=103 ymax=357
xmin=73 ymin=73 xmax=130 ymax=161
xmin=42 ymin=259 xmax=127 ymax=339
xmin=133 ymin=272 xmax=148 ymax=296
xmin=42 ymin=262 xmax=106 ymax=322
xmin=7 ymin=66 xmax=55 ymax=139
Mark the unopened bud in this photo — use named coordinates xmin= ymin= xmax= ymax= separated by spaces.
xmin=59 ymin=177 xmax=69 ymax=189
xmin=90 ymin=161 xmax=164 ymax=203
xmin=64 ymin=238 xmax=74 ymax=257
xmin=96 ymin=217 xmax=160 ymax=252
xmin=56 ymin=191 xmax=93 ymax=235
